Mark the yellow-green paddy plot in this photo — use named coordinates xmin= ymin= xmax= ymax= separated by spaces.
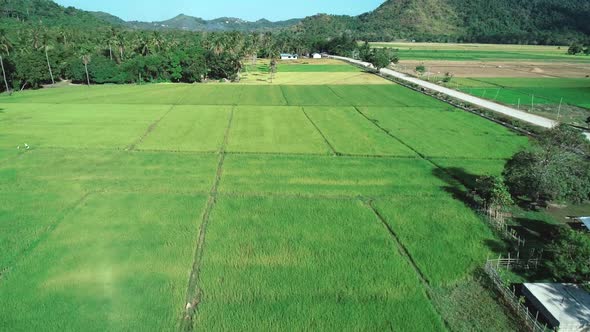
xmin=358 ymin=106 xmax=529 ymax=159
xmin=220 ymin=154 xmax=445 ymax=197
xmin=195 ymin=196 xmax=445 ymax=331
xmin=373 ymin=193 xmax=503 ymax=286
xmin=0 ymin=193 xmax=208 ymax=332
xmin=227 ymin=106 xmax=331 ymax=154
xmin=304 ymin=106 xmax=416 ymax=156
xmin=138 ymin=106 xmax=232 ymax=152
xmin=0 ymin=103 xmax=168 ymax=149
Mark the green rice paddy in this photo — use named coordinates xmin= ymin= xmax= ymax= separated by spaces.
xmin=0 ymin=59 xmax=526 ymax=331
xmin=452 ymin=77 xmax=590 ymax=125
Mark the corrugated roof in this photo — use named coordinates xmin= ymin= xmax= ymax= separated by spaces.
xmin=524 ymin=283 xmax=590 ymax=328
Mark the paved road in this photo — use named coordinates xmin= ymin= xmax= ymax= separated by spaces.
xmin=330 ymin=55 xmax=590 ymax=140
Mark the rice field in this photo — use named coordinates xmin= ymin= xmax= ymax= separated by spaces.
xmin=452 ymin=77 xmax=590 ymax=125
xmin=0 ymin=59 xmax=525 ymax=331
xmin=369 ymin=42 xmax=590 ymax=62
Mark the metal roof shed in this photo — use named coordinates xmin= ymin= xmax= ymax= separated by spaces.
xmin=522 ymin=283 xmax=590 ymax=332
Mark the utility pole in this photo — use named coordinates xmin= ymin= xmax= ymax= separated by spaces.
xmin=531 ymin=95 xmax=534 ymax=112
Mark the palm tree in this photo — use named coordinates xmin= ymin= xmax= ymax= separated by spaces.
xmin=0 ymin=29 xmax=12 ymax=93
xmin=0 ymin=29 xmax=13 ymax=56
xmin=40 ymin=31 xmax=55 ymax=85
xmin=82 ymin=54 xmax=91 ymax=86
xmin=150 ymin=31 xmax=164 ymax=53
xmin=116 ymin=33 xmax=126 ymax=60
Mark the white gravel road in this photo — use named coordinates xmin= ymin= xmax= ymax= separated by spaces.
xmin=329 ymin=55 xmax=590 ymax=140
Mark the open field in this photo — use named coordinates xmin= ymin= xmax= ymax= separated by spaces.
xmin=446 ymin=78 xmax=590 ymax=125
xmin=371 ymin=42 xmax=590 ymax=62
xmin=0 ymin=59 xmax=526 ymax=331
xmin=396 ymin=60 xmax=590 ymax=78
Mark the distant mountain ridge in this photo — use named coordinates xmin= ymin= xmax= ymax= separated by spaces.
xmin=1 ymin=0 xmax=588 ymax=44
xmin=118 ymin=14 xmax=301 ymax=32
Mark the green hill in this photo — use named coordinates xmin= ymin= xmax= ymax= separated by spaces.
xmin=1 ymin=0 xmax=589 ymax=44
xmin=0 ymin=0 xmax=112 ymax=28
xmin=353 ymin=0 xmax=590 ymax=43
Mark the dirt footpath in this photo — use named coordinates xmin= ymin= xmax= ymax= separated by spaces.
xmin=396 ymin=60 xmax=590 ymax=78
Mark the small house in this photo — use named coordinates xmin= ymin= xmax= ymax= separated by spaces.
xmin=312 ymin=53 xmax=322 ymax=59
xmin=566 ymin=216 xmax=590 ymax=232
xmin=280 ymin=53 xmax=298 ymax=60
xmin=522 ymin=283 xmax=590 ymax=332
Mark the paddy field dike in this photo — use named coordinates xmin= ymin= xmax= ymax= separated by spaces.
xmin=0 ymin=59 xmax=527 ymax=331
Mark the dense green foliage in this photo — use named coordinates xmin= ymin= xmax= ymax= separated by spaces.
xmin=325 ymin=0 xmax=590 ymax=44
xmin=503 ymin=125 xmax=590 ymax=204
xmin=548 ymin=228 xmax=590 ymax=283
xmin=474 ymin=175 xmax=514 ymax=210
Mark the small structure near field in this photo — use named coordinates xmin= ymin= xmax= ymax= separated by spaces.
xmin=312 ymin=53 xmax=322 ymax=59
xmin=565 ymin=216 xmax=590 ymax=232
xmin=522 ymin=283 xmax=590 ymax=332
xmin=280 ymin=53 xmax=298 ymax=60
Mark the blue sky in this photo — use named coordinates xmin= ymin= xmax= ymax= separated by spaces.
xmin=54 ymin=0 xmax=384 ymax=22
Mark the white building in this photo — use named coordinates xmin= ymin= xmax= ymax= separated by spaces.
xmin=312 ymin=53 xmax=322 ymax=59
xmin=522 ymin=283 xmax=590 ymax=332
xmin=280 ymin=53 xmax=298 ymax=60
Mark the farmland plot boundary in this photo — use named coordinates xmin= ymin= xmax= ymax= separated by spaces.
xmin=0 ymin=191 xmax=93 ymax=282
xmin=364 ymin=200 xmax=452 ymax=330
xmin=181 ymin=107 xmax=234 ymax=331
xmin=127 ymin=86 xmax=191 ymax=151
xmin=301 ymin=107 xmax=338 ymax=155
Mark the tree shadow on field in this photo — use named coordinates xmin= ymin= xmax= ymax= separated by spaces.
xmin=432 ymin=166 xmax=478 ymax=207
xmin=431 ymin=166 xmax=507 ymax=255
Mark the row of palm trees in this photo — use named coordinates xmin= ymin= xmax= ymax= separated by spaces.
xmin=0 ymin=23 xmax=321 ymax=91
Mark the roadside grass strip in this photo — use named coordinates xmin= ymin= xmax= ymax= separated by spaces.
xmin=358 ymin=106 xmax=529 ymax=159
xmin=373 ymin=194 xmax=504 ymax=286
xmin=0 ymin=103 xmax=169 ymax=149
xmin=195 ymin=196 xmax=445 ymax=331
xmin=0 ymin=149 xmax=218 ymax=194
xmin=138 ymin=106 xmax=232 ymax=152
xmin=304 ymin=106 xmax=417 ymax=156
xmin=227 ymin=106 xmax=331 ymax=154
xmin=0 ymin=193 xmax=209 ymax=332
xmin=220 ymin=154 xmax=445 ymax=197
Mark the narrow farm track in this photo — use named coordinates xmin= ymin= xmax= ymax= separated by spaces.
xmin=365 ymin=201 xmax=453 ymax=331
xmin=127 ymin=85 xmax=192 ymax=151
xmin=330 ymin=55 xmax=590 ymax=141
xmin=181 ymin=106 xmax=234 ymax=331
xmin=0 ymin=191 xmax=93 ymax=283
xmin=301 ymin=107 xmax=338 ymax=155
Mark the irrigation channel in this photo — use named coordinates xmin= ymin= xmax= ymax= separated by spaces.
xmin=328 ymin=55 xmax=590 ymax=141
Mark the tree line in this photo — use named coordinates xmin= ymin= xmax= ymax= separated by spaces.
xmin=0 ymin=23 xmax=383 ymax=92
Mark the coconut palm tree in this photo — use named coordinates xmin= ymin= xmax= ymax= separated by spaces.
xmin=40 ymin=30 xmax=55 ymax=85
xmin=82 ymin=54 xmax=91 ymax=86
xmin=0 ymin=29 xmax=12 ymax=93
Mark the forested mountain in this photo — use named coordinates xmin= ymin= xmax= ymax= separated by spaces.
xmin=308 ymin=0 xmax=590 ymax=44
xmin=1 ymin=0 xmax=589 ymax=43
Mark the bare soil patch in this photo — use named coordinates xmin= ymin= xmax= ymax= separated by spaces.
xmin=396 ymin=60 xmax=590 ymax=78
